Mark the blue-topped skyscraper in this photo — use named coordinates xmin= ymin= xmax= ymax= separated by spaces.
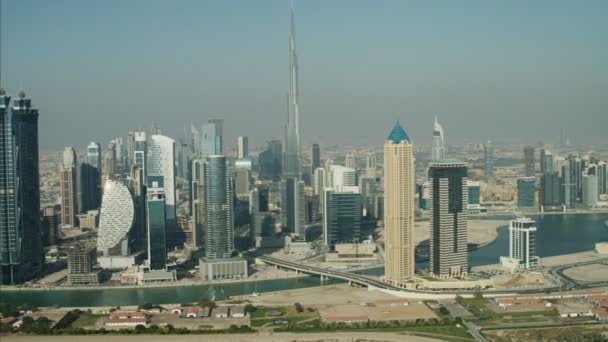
xmin=431 ymin=116 xmax=445 ymax=161
xmin=384 ymin=121 xmax=415 ymax=286
xmin=0 ymin=89 xmax=43 ymax=284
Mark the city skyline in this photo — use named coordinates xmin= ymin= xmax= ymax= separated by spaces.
xmin=1 ymin=0 xmax=607 ymax=150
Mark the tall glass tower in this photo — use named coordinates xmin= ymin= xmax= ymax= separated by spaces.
xmin=431 ymin=116 xmax=445 ymax=161
xmin=0 ymin=89 xmax=43 ymax=284
xmin=203 ymin=156 xmax=234 ymax=259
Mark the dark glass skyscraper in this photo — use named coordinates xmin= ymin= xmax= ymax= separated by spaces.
xmin=146 ymin=175 xmax=167 ymax=270
xmin=311 ymin=143 xmax=320 ymax=177
xmin=517 ymin=177 xmax=536 ymax=208
xmin=484 ymin=141 xmax=494 ymax=179
xmin=0 ymin=90 xmax=43 ymax=284
xmin=77 ymin=162 xmax=101 ymax=213
xmin=429 ymin=161 xmax=468 ymax=279
xmin=323 ymin=191 xmax=362 ymax=246
xmin=523 ymin=146 xmax=535 ymax=177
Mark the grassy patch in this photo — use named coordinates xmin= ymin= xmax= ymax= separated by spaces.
xmin=250 ymin=306 xmax=286 ymax=320
xmin=70 ymin=313 xmax=104 ymax=328
xmin=250 ymin=306 xmax=318 ymax=328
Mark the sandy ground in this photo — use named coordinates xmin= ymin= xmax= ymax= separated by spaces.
xmin=540 ymin=251 xmax=607 ymax=268
xmin=563 ymin=263 xmax=608 ymax=282
xmin=415 ymin=219 xmax=507 ymax=246
xmin=2 ymin=332 xmax=442 ymax=342
xmin=233 ymin=284 xmax=402 ymax=307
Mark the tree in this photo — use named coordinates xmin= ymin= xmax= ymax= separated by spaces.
xmin=294 ymin=302 xmax=304 ymax=313
xmin=198 ymin=297 xmax=217 ymax=309
xmin=244 ymin=304 xmax=256 ymax=313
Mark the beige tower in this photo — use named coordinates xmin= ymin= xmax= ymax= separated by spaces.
xmin=383 ymin=122 xmax=415 ymax=286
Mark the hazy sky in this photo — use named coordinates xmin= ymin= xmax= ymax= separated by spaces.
xmin=1 ymin=0 xmax=607 ymax=151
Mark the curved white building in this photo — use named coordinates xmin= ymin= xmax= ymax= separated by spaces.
xmin=149 ymin=134 xmax=175 ymax=221
xmin=97 ymin=180 xmax=135 ymax=256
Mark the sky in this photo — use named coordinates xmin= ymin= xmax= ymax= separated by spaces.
xmin=1 ymin=0 xmax=607 ymax=151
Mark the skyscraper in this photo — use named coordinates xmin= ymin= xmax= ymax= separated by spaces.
xmin=429 ymin=161 xmax=468 ymax=278
xmin=77 ymin=162 xmax=101 ymax=213
xmin=190 ymin=159 xmax=204 ymax=247
xmin=365 ymin=152 xmax=377 ymax=178
xmin=582 ymin=172 xmax=598 ymax=207
xmin=101 ymin=142 xmax=116 ymax=187
xmin=540 ymin=171 xmax=562 ymax=209
xmin=61 ymin=147 xmax=78 ymax=228
xmin=66 ymin=243 xmax=100 ymax=285
xmin=284 ymin=3 xmax=302 ymax=181
xmin=384 ymin=122 xmax=415 ymax=286
xmin=0 ymin=89 xmax=43 ymax=284
xmin=201 ymin=119 xmax=223 ymax=157
xmin=517 ymin=177 xmax=536 ymax=209
xmin=146 ymin=176 xmax=168 ymax=270
xmin=540 ymin=148 xmax=553 ymax=174
xmin=523 ymin=146 xmax=535 ymax=177
xmin=42 ymin=205 xmax=60 ymax=246
xmin=344 ymin=154 xmax=356 ymax=170
xmin=203 ymin=156 xmax=234 ymax=259
xmin=323 ymin=190 xmax=362 ymax=247
xmin=329 ymin=165 xmax=357 ymax=192
xmin=562 ymin=156 xmax=577 ymax=208
xmin=484 ymin=141 xmax=494 ymax=179
xmin=431 ymin=116 xmax=445 ymax=161
xmin=237 ymin=136 xmax=248 ymax=159
xmin=149 ymin=134 xmax=176 ymax=223
xmin=133 ymin=132 xmax=147 ymax=181
xmin=311 ymin=143 xmax=320 ymax=176
xmin=86 ymin=142 xmax=102 ymax=170
xmin=280 ymin=178 xmax=305 ymax=237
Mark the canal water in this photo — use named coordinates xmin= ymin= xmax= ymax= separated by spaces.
xmin=1 ymin=214 xmax=607 ymax=307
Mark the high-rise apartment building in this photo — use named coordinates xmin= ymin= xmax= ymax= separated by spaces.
xmin=86 ymin=142 xmax=102 ymax=170
xmin=329 ymin=165 xmax=357 ymax=192
xmin=523 ymin=146 xmax=535 ymax=177
xmin=484 ymin=141 xmax=494 ymax=179
xmin=311 ymin=143 xmax=320 ymax=176
xmin=147 ymin=176 xmax=167 ymax=270
xmin=384 ymin=122 xmax=415 ymax=286
xmin=149 ymin=134 xmax=176 ymax=223
xmin=237 ymin=136 xmax=248 ymax=159
xmin=202 ymin=119 xmax=223 ymax=157
xmin=61 ymin=147 xmax=78 ymax=228
xmin=101 ymin=142 xmax=116 ymax=187
xmin=0 ymin=89 xmax=43 ymax=284
xmin=431 ymin=116 xmax=445 ymax=161
xmin=365 ymin=152 xmax=377 ymax=178
xmin=562 ymin=155 xmax=578 ymax=208
xmin=133 ymin=131 xmax=147 ymax=182
xmin=582 ymin=173 xmax=598 ymax=207
xmin=344 ymin=154 xmax=356 ymax=170
xmin=429 ymin=161 xmax=468 ymax=278
xmin=503 ymin=217 xmax=539 ymax=269
xmin=540 ymin=149 xmax=553 ymax=174
xmin=517 ymin=177 xmax=536 ymax=209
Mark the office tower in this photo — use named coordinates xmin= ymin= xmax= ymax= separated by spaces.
xmin=517 ymin=177 xmax=536 ymax=209
xmin=540 ymin=149 xmax=553 ymax=174
xmin=190 ymin=159 xmax=203 ymax=247
xmin=418 ymin=181 xmax=430 ymax=210
xmin=598 ymin=161 xmax=607 ymax=196
xmin=111 ymin=137 xmax=126 ymax=174
xmin=199 ymin=156 xmax=247 ymax=280
xmin=202 ymin=156 xmax=234 ymax=259
xmin=280 ymin=179 xmax=305 ymax=236
xmin=77 ymin=162 xmax=101 ymax=213
xmin=582 ymin=173 xmax=598 ymax=207
xmin=344 ymin=154 xmax=356 ymax=170
xmin=384 ymin=122 xmax=415 ymax=286
xmin=235 ymin=168 xmax=251 ymax=197
xmin=177 ymin=142 xmax=189 ymax=179
xmin=540 ymin=171 xmax=562 ymax=208
xmin=484 ymin=141 xmax=494 ymax=179
xmin=468 ymin=181 xmax=481 ymax=206
xmin=97 ymin=180 xmax=140 ymax=268
xmin=86 ymin=142 xmax=102 ymax=170
xmin=130 ymin=164 xmax=147 ymax=253
xmin=431 ymin=116 xmax=445 ymax=161
xmin=133 ymin=131 xmax=147 ymax=182
xmin=146 ymin=176 xmax=168 ymax=270
xmin=201 ymin=119 xmax=223 ymax=157
xmin=149 ymin=134 xmax=176 ymax=224
xmin=311 ymin=143 xmax=320 ymax=175
xmin=250 ymin=186 xmax=274 ymax=242
xmin=284 ymin=4 xmax=302 ymax=181
xmin=101 ymin=142 xmax=116 ymax=187
xmin=523 ymin=146 xmax=535 ymax=177
xmin=562 ymin=156 xmax=577 ymax=208
xmin=505 ymin=217 xmax=539 ymax=269
xmin=365 ymin=152 xmax=376 ymax=178
xmin=42 ymin=205 xmax=60 ymax=246
xmin=0 ymin=90 xmax=43 ymax=284
xmin=322 ymin=190 xmax=362 ymax=247
xmin=66 ymin=243 xmax=100 ymax=285
xmin=237 ymin=136 xmax=248 ymax=159
xmin=61 ymin=147 xmax=78 ymax=228
xmin=267 ymin=139 xmax=283 ymax=173
xmin=314 ymin=167 xmax=327 ymax=215
xmin=429 ymin=161 xmax=468 ymax=278
xmin=329 ymin=165 xmax=357 ymax=192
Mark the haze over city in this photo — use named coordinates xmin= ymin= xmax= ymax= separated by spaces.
xmin=1 ymin=0 xmax=607 ymax=150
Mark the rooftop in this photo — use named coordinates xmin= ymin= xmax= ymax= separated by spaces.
xmin=387 ymin=121 xmax=410 ymax=143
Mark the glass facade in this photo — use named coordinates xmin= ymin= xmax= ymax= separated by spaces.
xmin=203 ymin=156 xmax=233 ymax=260
xmin=147 ymin=176 xmax=167 ymax=270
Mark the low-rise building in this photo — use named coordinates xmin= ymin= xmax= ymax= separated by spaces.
xmin=495 ymin=298 xmax=553 ymax=312
xmin=230 ymin=306 xmax=245 ymax=318
xmin=104 ymin=311 xmax=150 ymax=327
xmin=213 ymin=306 xmax=229 ymax=318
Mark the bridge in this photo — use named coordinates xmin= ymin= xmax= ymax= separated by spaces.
xmin=255 ymin=255 xmax=403 ymax=291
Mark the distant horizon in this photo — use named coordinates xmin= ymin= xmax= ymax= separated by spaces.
xmin=1 ymin=0 xmax=606 ymax=149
